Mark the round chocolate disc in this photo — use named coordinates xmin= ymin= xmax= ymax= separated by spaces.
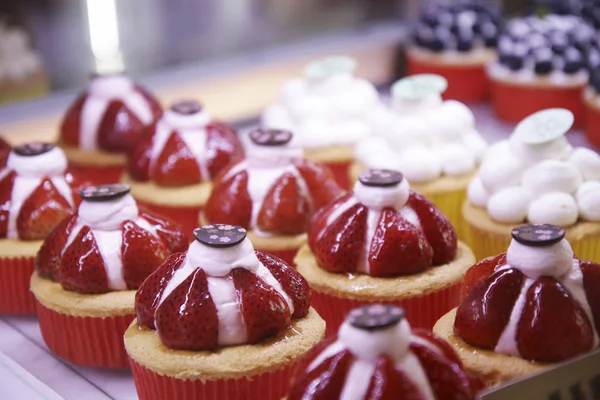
xmin=171 ymin=100 xmax=203 ymax=115
xmin=511 ymin=224 xmax=566 ymax=247
xmin=13 ymin=142 xmax=55 ymax=157
xmin=392 ymin=74 xmax=448 ymax=101
xmin=194 ymin=224 xmax=247 ymax=248
xmin=304 ymin=56 xmax=357 ymax=80
xmin=359 ymin=169 xmax=404 ymax=187
xmin=248 ymin=128 xmax=293 ymax=146
xmin=347 ymin=304 xmax=405 ymax=331
xmin=80 ymin=184 xmax=131 ymax=202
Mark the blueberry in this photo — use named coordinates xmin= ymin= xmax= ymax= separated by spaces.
xmin=457 ymin=38 xmax=474 ymax=52
xmin=534 ymin=58 xmax=554 ymax=74
xmin=591 ymin=68 xmax=600 ymax=91
xmin=506 ymin=55 xmax=525 ymax=71
xmin=428 ymin=37 xmax=446 ymax=52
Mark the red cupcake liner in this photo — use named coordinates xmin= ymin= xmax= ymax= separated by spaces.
xmin=35 ymin=300 xmax=134 ymax=369
xmin=129 ymin=355 xmax=298 ymax=400
xmin=67 ymin=163 xmax=124 ymax=185
xmin=489 ymin=79 xmax=585 ymax=127
xmin=255 ymin=246 xmax=299 ymax=267
xmin=136 ymin=200 xmax=203 ymax=240
xmin=311 ymin=282 xmax=461 ymax=337
xmin=325 ymin=160 xmax=353 ymax=190
xmin=584 ymin=100 xmax=600 ymax=148
xmin=0 ymin=256 xmax=36 ymax=315
xmin=407 ymin=55 xmax=488 ymax=103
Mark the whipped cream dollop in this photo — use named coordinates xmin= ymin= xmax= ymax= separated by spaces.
xmin=353 ymin=176 xmax=410 ymax=211
xmin=469 ymin=109 xmax=600 ymax=226
xmin=7 ymin=146 xmax=68 ymax=177
xmin=245 ymin=139 xmax=303 ymax=168
xmin=356 ymin=75 xmax=486 ymax=183
xmin=78 ymin=193 xmax=139 ymax=231
xmin=261 ymin=56 xmax=380 ymax=149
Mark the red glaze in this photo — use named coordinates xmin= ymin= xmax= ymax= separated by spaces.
xmin=367 ymin=357 xmax=425 ymax=400
xmin=35 ymin=215 xmax=78 ymax=279
xmin=0 ymin=137 xmax=11 ymax=169
xmin=203 ymin=167 xmax=252 ymax=227
xmin=0 ymin=171 xmax=16 ymax=237
xmin=294 ymin=159 xmax=342 ymax=209
xmin=60 ymin=94 xmax=86 ymax=146
xmin=138 ymin=210 xmax=188 ymax=253
xmin=152 ymin=132 xmax=202 ymax=186
xmin=126 ymin=125 xmax=155 ymax=181
xmin=460 ymin=253 xmax=507 ymax=301
xmin=309 ymin=189 xmax=456 ymax=277
xmin=205 ymin=122 xmax=244 ymax=178
xmin=581 ymin=261 xmax=600 ymax=334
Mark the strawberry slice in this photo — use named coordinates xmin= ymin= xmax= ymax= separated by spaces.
xmin=455 ymin=268 xmax=525 ymax=350
xmin=135 ymin=85 xmax=163 ymax=117
xmin=136 ymin=253 xmax=186 ymax=329
xmin=0 ymin=137 xmax=11 ymax=169
xmin=138 ymin=210 xmax=188 ymax=253
xmin=126 ymin=125 xmax=155 ymax=181
xmin=407 ymin=191 xmax=457 ymax=265
xmin=308 ymin=192 xmax=354 ymax=250
xmin=59 ymin=94 xmax=86 ymax=146
xmin=580 ymin=260 xmax=600 ymax=335
xmin=205 ymin=122 xmax=244 ymax=179
xmin=312 ymin=202 xmax=368 ymax=274
xmin=294 ymin=159 xmax=342 ymax=211
xmin=58 ymin=226 xmax=108 ymax=294
xmin=151 ymin=131 xmax=202 ymax=186
xmin=412 ymin=328 xmax=462 ymax=366
xmin=35 ymin=215 xmax=78 ymax=279
xmin=255 ymin=250 xmax=311 ymax=318
xmin=410 ymin=338 xmax=475 ymax=400
xmin=369 ymin=208 xmax=433 ymax=276
xmin=366 ymin=356 xmax=426 ymax=400
xmin=288 ymin=347 xmax=353 ymax=400
xmin=256 ymin=172 xmax=311 ymax=234
xmin=155 ymin=268 xmax=219 ymax=350
xmin=17 ymin=178 xmax=73 ymax=240
xmin=204 ymin=167 xmax=252 ymax=227
xmin=517 ymin=277 xmax=595 ymax=362
xmin=460 ymin=253 xmax=507 ymax=301
xmin=121 ymin=220 xmax=170 ymax=289
xmin=97 ymin=100 xmax=146 ymax=153
xmin=232 ymin=267 xmax=291 ymax=343
xmin=0 ymin=171 xmax=15 ymax=237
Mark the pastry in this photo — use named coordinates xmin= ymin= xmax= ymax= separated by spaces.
xmin=31 ymin=184 xmax=187 ymax=368
xmin=353 ymin=74 xmax=487 ymax=239
xmin=0 ymin=143 xmax=78 ymax=314
xmin=433 ymin=224 xmax=600 ymax=386
xmin=289 ymin=304 xmax=482 ymax=399
xmin=295 ymin=168 xmax=475 ymax=335
xmin=261 ymin=56 xmax=380 ymax=189
xmin=464 ymin=108 xmax=600 ymax=261
xmin=201 ymin=128 xmax=341 ymax=265
xmin=125 ymin=224 xmax=326 ymax=400
xmin=407 ymin=1 xmax=501 ymax=102
xmin=59 ymin=72 xmax=162 ymax=184
xmin=124 ymin=99 xmax=244 ymax=237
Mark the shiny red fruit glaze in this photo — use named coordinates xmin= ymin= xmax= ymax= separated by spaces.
xmin=580 ymin=260 xmax=600 ymax=334
xmin=97 ymin=100 xmax=146 ymax=152
xmin=412 ymin=329 xmax=462 ymax=365
xmin=0 ymin=137 xmax=11 ymax=168
xmin=204 ymin=122 xmax=244 ymax=178
xmin=366 ymin=356 xmax=425 ymax=400
xmin=517 ymin=277 xmax=594 ymax=362
xmin=58 ymin=226 xmax=109 ymax=294
xmin=455 ymin=268 xmax=525 ymax=350
xmin=0 ymin=171 xmax=15 ymax=237
xmin=139 ymin=210 xmax=188 ymax=253
xmin=294 ymin=159 xmax=342 ymax=210
xmin=256 ymin=172 xmax=310 ymax=234
xmin=59 ymin=94 xmax=86 ymax=146
xmin=369 ymin=208 xmax=433 ymax=277
xmin=136 ymin=253 xmax=186 ymax=329
xmin=256 ymin=250 xmax=311 ymax=318
xmin=460 ymin=253 xmax=507 ymax=301
xmin=407 ymin=191 xmax=457 ymax=265
xmin=16 ymin=179 xmax=73 ymax=240
xmin=308 ymin=193 xmax=353 ymax=250
xmin=288 ymin=349 xmax=353 ymax=400
xmin=136 ymin=86 xmax=163 ymax=117
xmin=312 ymin=203 xmax=368 ymax=274
xmin=155 ymin=268 xmax=220 ymax=350
xmin=152 ymin=132 xmax=202 ymax=186
xmin=204 ymin=167 xmax=252 ymax=227
xmin=35 ymin=215 xmax=78 ymax=279
xmin=126 ymin=125 xmax=155 ymax=181
xmin=232 ymin=268 xmax=291 ymax=343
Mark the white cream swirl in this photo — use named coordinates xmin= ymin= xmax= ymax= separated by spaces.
xmin=353 ymin=178 xmax=410 ymax=211
xmin=78 ymin=193 xmax=139 ymax=231
xmin=6 ymin=146 xmax=68 ymax=177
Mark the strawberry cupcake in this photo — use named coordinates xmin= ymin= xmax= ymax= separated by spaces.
xmin=201 ymin=128 xmax=342 ymax=265
xmin=489 ymin=14 xmax=597 ymax=126
xmin=59 ymin=73 xmax=162 ymax=184
xmin=30 ymin=184 xmax=187 ymax=368
xmin=354 ymin=74 xmax=487 ymax=240
xmin=295 ymin=169 xmax=475 ymax=335
xmin=464 ymin=108 xmax=600 ymax=262
xmin=434 ymin=224 xmax=600 ymax=386
xmin=125 ymin=224 xmax=326 ymax=400
xmin=124 ymin=99 xmax=243 ymax=237
xmin=407 ymin=1 xmax=502 ymax=102
xmin=261 ymin=56 xmax=380 ymax=189
xmin=0 ymin=143 xmax=79 ymax=315
xmin=289 ymin=304 xmax=482 ymax=399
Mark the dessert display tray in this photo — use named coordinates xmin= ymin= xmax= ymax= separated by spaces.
xmin=0 ymin=103 xmax=594 ymax=400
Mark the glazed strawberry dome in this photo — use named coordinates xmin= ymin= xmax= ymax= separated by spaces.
xmin=0 ymin=143 xmax=77 ymax=240
xmin=203 ymin=129 xmax=341 ymax=235
xmin=135 ymin=224 xmax=311 ymax=350
xmin=60 ymin=73 xmax=162 ymax=153
xmin=0 ymin=137 xmax=10 ymax=168
xmin=289 ymin=304 xmax=480 ymax=399
xmin=127 ymin=99 xmax=244 ymax=186
xmin=308 ymin=169 xmax=457 ymax=276
xmin=456 ymin=224 xmax=600 ymax=362
xmin=35 ymin=184 xmax=188 ymax=293
xmin=468 ymin=108 xmax=600 ymax=226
